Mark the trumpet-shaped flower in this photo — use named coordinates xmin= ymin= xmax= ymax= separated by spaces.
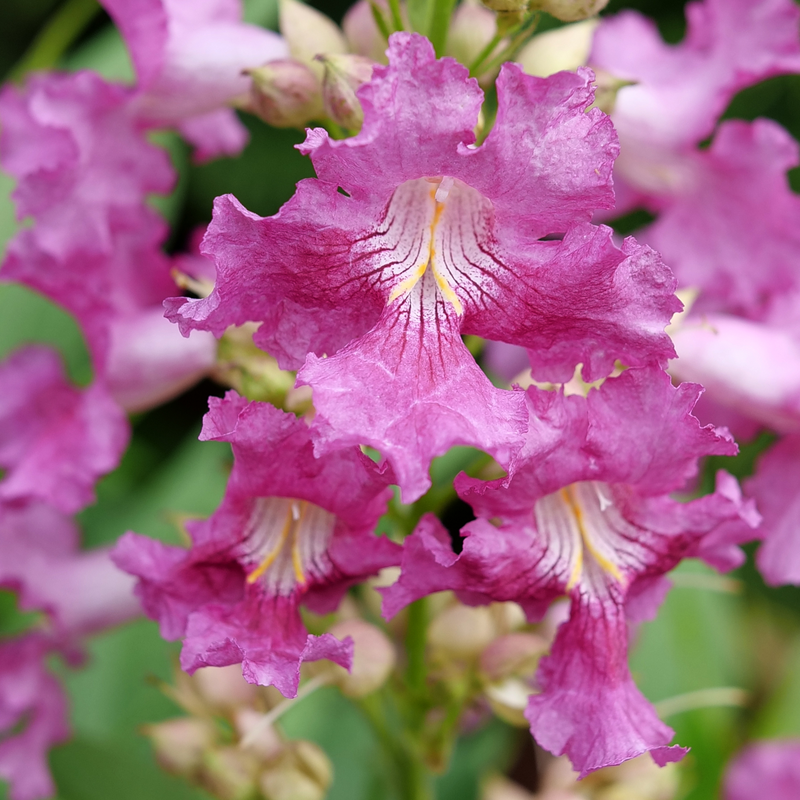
xmin=169 ymin=33 xmax=679 ymax=501
xmin=100 ymin=0 xmax=288 ymax=160
xmin=383 ymin=367 xmax=759 ymax=776
xmin=590 ymin=0 xmax=800 ymax=317
xmin=0 ymin=347 xmax=128 ymax=514
xmin=113 ymin=393 xmax=399 ymax=695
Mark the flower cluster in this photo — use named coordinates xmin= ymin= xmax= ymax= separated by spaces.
xmin=3 ymin=0 xmax=800 ymax=798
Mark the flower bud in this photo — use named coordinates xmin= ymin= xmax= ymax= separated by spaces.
xmin=481 ymin=0 xmax=528 ymax=13
xmin=259 ymin=741 xmax=333 ymax=800
xmin=279 ymin=0 xmax=348 ymax=75
xmin=447 ymin=0 xmax=498 ymax=71
xmin=428 ymin=603 xmax=496 ymax=660
xmin=479 ymin=632 xmax=549 ymax=682
xmin=342 ymin=0 xmax=392 ymax=63
xmin=484 ymin=677 xmax=531 ymax=727
xmin=193 ymin=664 xmax=259 ymax=713
xmin=326 ymin=619 xmax=395 ymax=697
xmin=318 ymin=53 xmax=374 ymax=131
xmin=199 ymin=747 xmax=260 ymax=800
xmin=145 ymin=717 xmax=216 ymax=777
xmin=234 ymin=708 xmax=285 ymax=762
xmin=246 ymin=59 xmax=323 ymax=128
xmin=529 ymin=0 xmax=608 ymax=22
xmin=516 ymin=19 xmax=598 ymax=77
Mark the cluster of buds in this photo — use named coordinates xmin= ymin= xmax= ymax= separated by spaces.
xmin=146 ymin=665 xmax=333 ymax=800
xmin=245 ymin=0 xmax=375 ymax=131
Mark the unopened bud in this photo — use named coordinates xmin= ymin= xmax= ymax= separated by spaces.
xmin=234 ymin=708 xmax=285 ymax=762
xmin=590 ymin=68 xmax=636 ymax=115
xmin=516 ymin=19 xmax=597 ymax=77
xmin=428 ymin=603 xmax=496 ymax=659
xmin=481 ymin=0 xmax=528 ymax=13
xmin=260 ymin=741 xmax=333 ymax=800
xmin=279 ymin=0 xmax=348 ymax=75
xmin=485 ymin=677 xmax=531 ymax=727
xmin=327 ymin=619 xmax=395 ymax=697
xmin=145 ymin=717 xmax=216 ymax=777
xmin=342 ymin=0 xmax=392 ymax=63
xmin=194 ymin=664 xmax=259 ymax=713
xmin=447 ymin=0 xmax=498 ymax=70
xmin=529 ymin=0 xmax=608 ymax=22
xmin=199 ymin=746 xmax=260 ymax=800
xmin=479 ymin=633 xmax=549 ymax=682
xmin=246 ymin=60 xmax=323 ymax=128
xmin=318 ymin=54 xmax=374 ymax=131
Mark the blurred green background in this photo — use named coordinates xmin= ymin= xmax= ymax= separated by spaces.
xmin=3 ymin=1 xmax=800 ymax=798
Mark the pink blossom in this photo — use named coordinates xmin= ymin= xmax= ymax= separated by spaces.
xmin=591 ymin=0 xmax=800 ymax=317
xmin=100 ymin=0 xmax=288 ymax=159
xmin=383 ymin=367 xmax=758 ymax=775
xmin=724 ymin=740 xmax=800 ymax=800
xmin=0 ymin=347 xmax=128 ymax=514
xmin=113 ymin=392 xmax=399 ymax=695
xmin=169 ymin=33 xmax=679 ymax=501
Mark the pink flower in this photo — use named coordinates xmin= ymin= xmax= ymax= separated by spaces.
xmin=0 ymin=71 xmax=218 ymax=412
xmin=383 ymin=367 xmax=758 ymax=776
xmin=113 ymin=392 xmax=399 ymax=695
xmin=169 ymin=33 xmax=679 ymax=501
xmin=100 ymin=0 xmax=288 ymax=160
xmin=0 ymin=347 xmax=128 ymax=514
xmin=0 ymin=635 xmax=69 ymax=800
xmin=591 ymin=0 xmax=800 ymax=317
xmin=724 ymin=740 xmax=800 ymax=800
xmin=0 ymin=499 xmax=141 ymax=800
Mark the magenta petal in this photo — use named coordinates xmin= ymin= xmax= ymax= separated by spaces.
xmin=112 ymin=532 xmax=245 ymax=640
xmin=645 ymin=120 xmax=800 ymax=317
xmin=303 ymin=33 xmax=483 ymax=201
xmin=102 ymin=0 xmax=288 ymax=129
xmin=724 ymin=740 xmax=800 ymax=800
xmin=526 ymin=585 xmax=686 ymax=777
xmin=181 ymin=595 xmax=352 ymax=696
xmin=177 ymin=108 xmax=249 ymax=163
xmin=747 ymin=435 xmax=800 ymax=586
xmin=299 ymin=288 xmax=528 ymax=502
xmin=0 ymin=636 xmax=70 ymax=800
xmin=106 ymin=308 xmax=217 ymax=413
xmin=592 ymin=0 xmax=800 ymax=150
xmin=0 ymin=347 xmax=129 ymax=514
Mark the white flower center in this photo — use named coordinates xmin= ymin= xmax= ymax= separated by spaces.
xmin=243 ymin=498 xmax=335 ymax=595
xmin=534 ymin=481 xmax=629 ymax=591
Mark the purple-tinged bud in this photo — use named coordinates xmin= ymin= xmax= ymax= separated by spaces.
xmin=447 ymin=0 xmax=498 ymax=69
xmin=479 ymin=633 xmax=549 ymax=682
xmin=342 ymin=0 xmax=393 ymax=63
xmin=485 ymin=678 xmax=531 ymax=727
xmin=194 ymin=665 xmax=260 ymax=713
xmin=234 ymin=708 xmax=285 ymax=761
xmin=517 ymin=19 xmax=597 ymax=77
xmin=259 ymin=741 xmax=333 ymax=800
xmin=145 ymin=718 xmax=217 ymax=777
xmin=318 ymin=53 xmax=375 ymax=131
xmin=529 ymin=0 xmax=608 ymax=22
xmin=246 ymin=59 xmax=323 ymax=128
xmin=428 ymin=603 xmax=496 ymax=659
xmin=279 ymin=0 xmax=348 ymax=75
xmin=200 ymin=747 xmax=260 ymax=800
xmin=326 ymin=619 xmax=395 ymax=697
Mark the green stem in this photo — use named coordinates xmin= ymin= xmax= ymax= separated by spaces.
xmin=469 ymin=30 xmax=504 ymax=77
xmin=386 ymin=0 xmax=406 ymax=32
xmin=405 ymin=597 xmax=429 ymax=697
xmin=9 ymin=0 xmax=101 ymax=81
xmin=369 ymin=0 xmax=393 ymax=42
xmin=480 ymin=12 xmax=541 ymax=76
xmin=426 ymin=0 xmax=458 ymax=56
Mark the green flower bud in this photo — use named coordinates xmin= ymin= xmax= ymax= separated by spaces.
xmin=246 ymin=59 xmax=323 ymax=129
